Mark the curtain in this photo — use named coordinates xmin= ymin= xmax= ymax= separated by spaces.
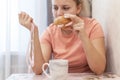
xmin=0 ymin=0 xmax=47 ymax=80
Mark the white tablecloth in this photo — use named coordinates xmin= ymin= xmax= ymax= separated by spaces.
xmin=6 ymin=73 xmax=120 ymax=80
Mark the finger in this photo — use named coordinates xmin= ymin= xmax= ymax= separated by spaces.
xmin=73 ymin=22 xmax=84 ymax=27
xmin=57 ymin=24 xmax=64 ymax=28
xmin=64 ymin=14 xmax=77 ymax=21
xmin=18 ymin=13 xmax=24 ymax=24
xmin=21 ymin=12 xmax=26 ymax=20
xmin=27 ymin=17 xmax=33 ymax=23
xmin=65 ymin=21 xmax=73 ymax=27
xmin=73 ymin=26 xmax=81 ymax=30
xmin=64 ymin=14 xmax=84 ymax=23
xmin=73 ymin=23 xmax=84 ymax=30
xmin=18 ymin=12 xmax=23 ymax=20
xmin=24 ymin=14 xmax=29 ymax=21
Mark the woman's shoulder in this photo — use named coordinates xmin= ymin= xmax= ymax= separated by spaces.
xmin=81 ymin=17 xmax=100 ymax=25
xmin=47 ymin=23 xmax=55 ymax=29
xmin=45 ymin=23 xmax=58 ymax=34
xmin=81 ymin=17 xmax=104 ymax=39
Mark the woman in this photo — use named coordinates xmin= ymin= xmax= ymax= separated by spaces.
xmin=19 ymin=0 xmax=106 ymax=75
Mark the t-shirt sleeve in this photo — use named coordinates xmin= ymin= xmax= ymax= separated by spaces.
xmin=89 ymin=19 xmax=104 ymax=40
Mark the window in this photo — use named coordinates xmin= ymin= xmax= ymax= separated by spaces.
xmin=0 ymin=0 xmax=47 ymax=80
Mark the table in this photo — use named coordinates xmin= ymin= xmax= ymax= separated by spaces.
xmin=6 ymin=73 xmax=120 ymax=80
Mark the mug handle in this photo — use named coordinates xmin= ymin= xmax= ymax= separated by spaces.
xmin=42 ymin=63 xmax=51 ymax=78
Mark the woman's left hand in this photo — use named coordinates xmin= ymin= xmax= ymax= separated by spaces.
xmin=64 ymin=14 xmax=85 ymax=35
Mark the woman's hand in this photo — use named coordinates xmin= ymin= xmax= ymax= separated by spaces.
xmin=18 ymin=12 xmax=34 ymax=31
xmin=64 ymin=14 xmax=85 ymax=36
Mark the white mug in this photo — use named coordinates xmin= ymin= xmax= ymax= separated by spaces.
xmin=42 ymin=59 xmax=68 ymax=80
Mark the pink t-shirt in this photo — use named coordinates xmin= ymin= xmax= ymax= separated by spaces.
xmin=40 ymin=17 xmax=104 ymax=73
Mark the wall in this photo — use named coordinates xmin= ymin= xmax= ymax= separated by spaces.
xmin=47 ymin=0 xmax=53 ymax=26
xmin=92 ymin=0 xmax=120 ymax=75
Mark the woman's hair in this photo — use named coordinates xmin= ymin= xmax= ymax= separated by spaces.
xmin=73 ymin=0 xmax=82 ymax=6
xmin=74 ymin=0 xmax=91 ymax=17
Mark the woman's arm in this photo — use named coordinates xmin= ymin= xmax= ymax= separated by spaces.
xmin=80 ymin=33 xmax=106 ymax=75
xmin=19 ymin=12 xmax=52 ymax=75
xmin=64 ymin=14 xmax=106 ymax=74
xmin=31 ymin=27 xmax=51 ymax=75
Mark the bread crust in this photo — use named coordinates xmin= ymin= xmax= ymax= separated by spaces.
xmin=54 ymin=16 xmax=71 ymax=25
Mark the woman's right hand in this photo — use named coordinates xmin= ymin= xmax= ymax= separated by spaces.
xmin=18 ymin=12 xmax=33 ymax=30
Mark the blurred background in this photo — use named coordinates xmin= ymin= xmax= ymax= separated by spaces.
xmin=0 ymin=0 xmax=48 ymax=80
xmin=0 ymin=0 xmax=120 ymax=80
